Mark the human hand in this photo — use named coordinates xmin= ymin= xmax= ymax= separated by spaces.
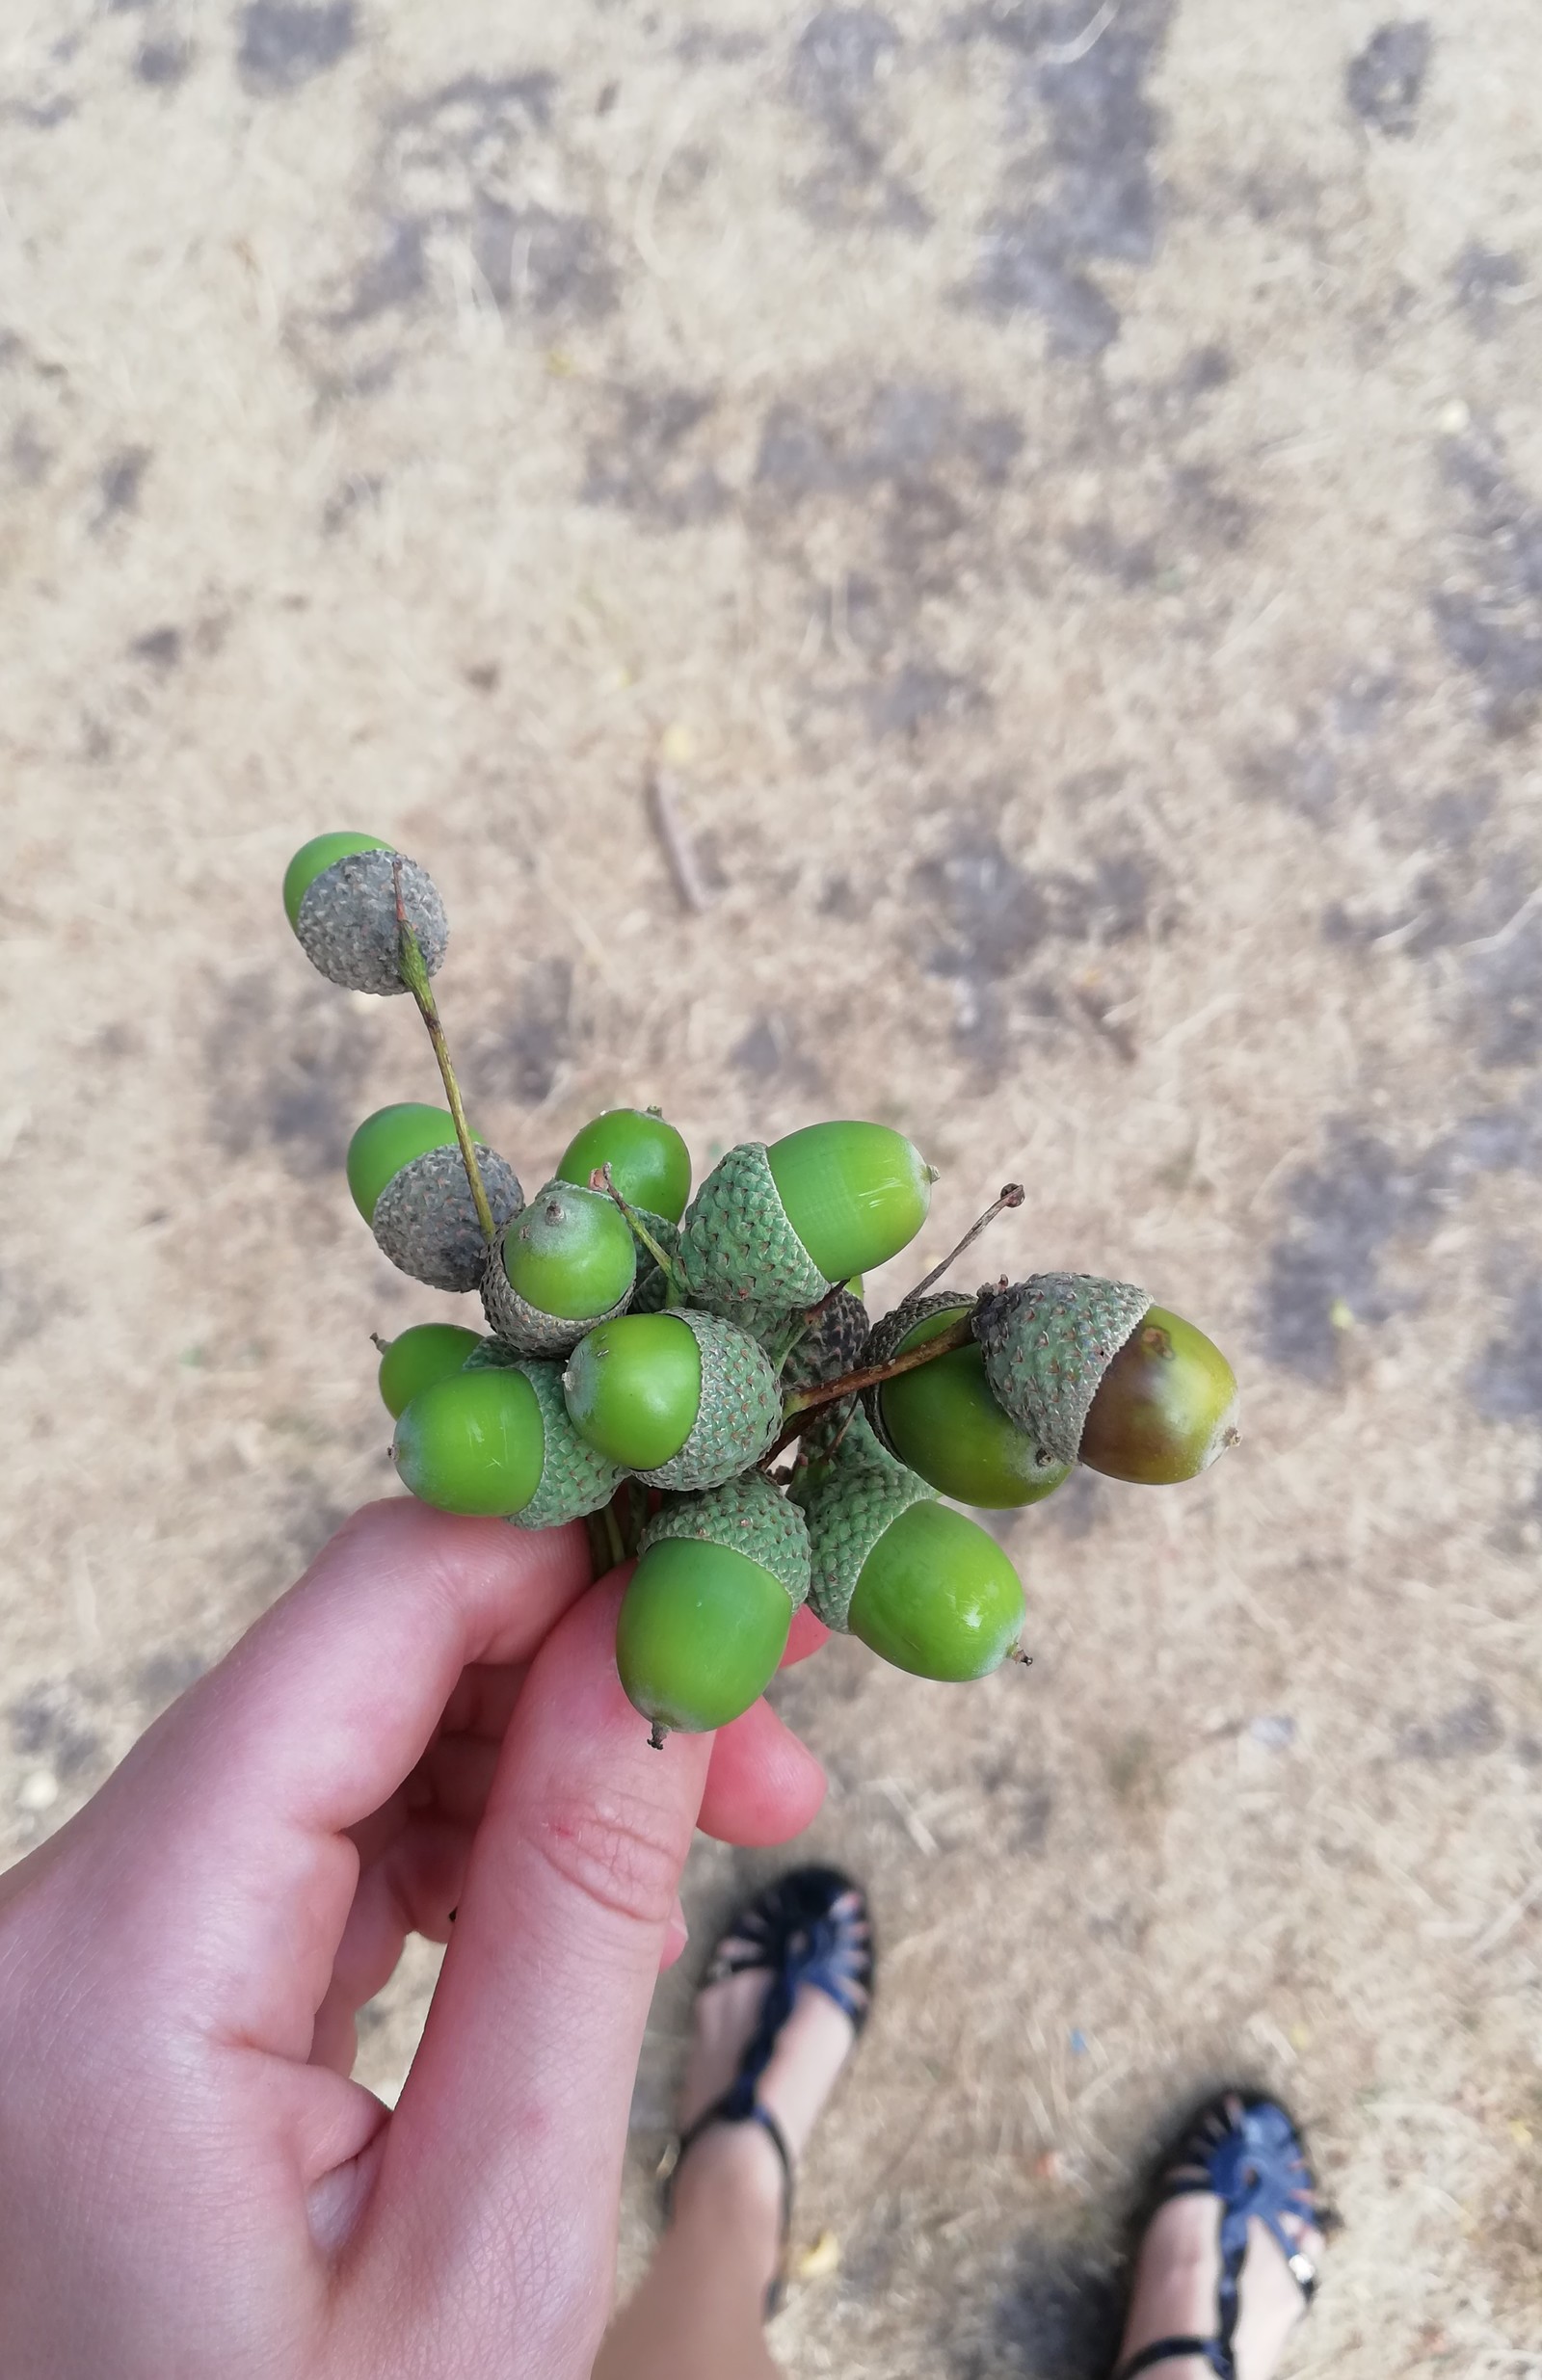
xmin=0 ymin=1497 xmax=828 ymax=2379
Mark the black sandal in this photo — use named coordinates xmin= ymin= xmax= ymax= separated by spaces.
xmin=667 ymin=1864 xmax=874 ymax=2315
xmin=1112 ymin=2093 xmax=1327 ymax=2380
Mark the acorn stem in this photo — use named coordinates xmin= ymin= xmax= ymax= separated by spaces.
xmin=392 ymin=858 xmax=496 ymax=1246
xmin=764 ymin=1306 xmax=980 ymax=1462
xmin=905 ymin=1182 xmax=1025 ymax=1304
xmin=648 ymin=1720 xmax=669 ymax=1752
xmin=591 ymin=1163 xmax=687 ymax=1297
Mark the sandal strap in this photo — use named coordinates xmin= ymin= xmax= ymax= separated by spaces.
xmin=1113 ymin=2339 xmax=1231 ymax=2380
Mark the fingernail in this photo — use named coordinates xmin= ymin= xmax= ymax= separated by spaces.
xmin=659 ymin=1898 xmax=689 ymax=1970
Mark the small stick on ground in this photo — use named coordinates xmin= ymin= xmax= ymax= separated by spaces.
xmin=906 ymin=1183 xmax=1025 ymax=1304
xmin=392 ymin=856 xmax=496 ymax=1245
xmin=646 ymin=770 xmax=713 ymax=914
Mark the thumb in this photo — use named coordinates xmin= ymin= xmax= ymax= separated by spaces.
xmin=356 ymin=1571 xmax=710 ymax=2375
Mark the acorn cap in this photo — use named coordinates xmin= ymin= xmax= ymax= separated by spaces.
xmin=786 ymin=1398 xmax=893 ymax=1507
xmin=973 ymin=1273 xmax=1151 ymax=1468
xmin=800 ymin=1445 xmax=936 ymax=1633
xmin=640 ymin=1471 xmax=811 ymax=1611
xmin=677 ymin=1142 xmax=827 ymax=1338
xmin=629 ymin=1210 xmax=681 ymax=1314
xmin=503 ymin=1359 xmax=629 ymax=1530
xmin=858 ymin=1292 xmax=970 ymax=1454
xmin=480 ymin=1199 xmax=635 ymax=1358
xmin=634 ymin=1310 xmax=783 ymax=1493
xmin=782 ymin=1287 xmax=870 ymax=1393
xmin=371 ymin=1144 xmax=524 ymax=1292
xmin=294 ymin=849 xmax=448 ymax=995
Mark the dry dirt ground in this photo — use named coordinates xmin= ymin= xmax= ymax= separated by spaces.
xmin=3 ymin=1 xmax=1541 ymax=2372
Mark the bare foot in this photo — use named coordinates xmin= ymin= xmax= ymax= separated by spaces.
xmin=1115 ymin=2097 xmax=1326 ymax=2380
xmin=669 ymin=1888 xmax=870 ymax=2279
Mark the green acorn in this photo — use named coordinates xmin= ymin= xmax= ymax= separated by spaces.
xmin=376 ymin=1322 xmax=483 ymax=1417
xmin=864 ymin=1297 xmax=1069 ymax=1509
xmin=481 ymin=1179 xmax=637 ymax=1358
xmin=391 ymin=1366 xmax=546 ymax=1516
xmin=283 ymin=833 xmax=448 ymax=995
xmin=678 ymin=1124 xmax=934 ymax=1338
xmin=347 ymin=1104 xmax=524 ymax=1292
xmin=556 ymin=1106 xmax=692 ymax=1226
xmin=800 ymin=1441 xmax=1025 ymax=1680
xmin=562 ymin=1309 xmax=782 ymax=1492
xmin=391 ymin=1358 xmax=624 ymax=1521
xmin=501 ymin=1357 xmax=630 ymax=1529
xmin=617 ymin=1473 xmax=811 ymax=1741
xmin=974 ymin=1275 xmax=1239 ymax=1482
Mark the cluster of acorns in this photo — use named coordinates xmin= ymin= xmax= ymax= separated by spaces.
xmin=284 ymin=832 xmax=1241 ymax=1746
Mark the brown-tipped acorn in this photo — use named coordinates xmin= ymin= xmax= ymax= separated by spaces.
xmin=974 ymin=1274 xmax=1239 ymax=1483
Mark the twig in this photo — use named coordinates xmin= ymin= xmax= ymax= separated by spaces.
xmin=393 ymin=858 xmax=496 ymax=1245
xmin=906 ymin=1184 xmax=1024 ymax=1303
xmin=762 ymin=1307 xmax=978 ymax=1465
xmin=591 ymin=1163 xmax=686 ymax=1297
xmin=646 ymin=770 xmax=713 ymax=914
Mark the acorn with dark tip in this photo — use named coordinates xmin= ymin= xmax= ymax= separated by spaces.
xmin=678 ymin=1122 xmax=934 ymax=1341
xmin=863 ymin=1295 xmax=1069 ymax=1509
xmin=797 ymin=1437 xmax=1026 ymax=1681
xmin=284 ymin=833 xmax=448 ymax=995
xmin=482 ymin=1178 xmax=637 ymax=1358
xmin=973 ymin=1273 xmax=1239 ymax=1483
xmin=347 ymin=1103 xmax=524 ymax=1292
xmin=562 ymin=1309 xmax=782 ymax=1491
xmin=617 ymin=1472 xmax=811 ymax=1742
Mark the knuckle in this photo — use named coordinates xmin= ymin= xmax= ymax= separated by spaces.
xmin=527 ymin=1790 xmax=684 ymax=1934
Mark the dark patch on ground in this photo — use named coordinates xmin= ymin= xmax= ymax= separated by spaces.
xmin=580 ymin=385 xmax=728 ymax=527
xmin=311 ymin=73 xmax=616 ymax=381
xmin=1396 ymin=1687 xmax=1503 ymax=1759
xmin=1259 ymin=1125 xmax=1445 ymax=1379
xmin=9 ymin=420 xmax=52 ymax=486
xmin=468 ymin=957 xmax=575 ymax=1107
xmin=1345 ymin=21 xmax=1431 ymax=140
xmin=912 ymin=825 xmax=1156 ymax=1070
xmin=751 ymin=382 xmax=1020 ymax=722
xmin=204 ymin=969 xmax=375 ymax=1179
xmin=787 ymin=9 xmax=928 ymax=233
xmin=729 ymin=1012 xmax=826 ymax=1094
xmin=9 ymin=1680 xmax=104 ymax=1783
xmin=135 ymin=35 xmax=193 ymax=86
xmin=238 ymin=2 xmax=355 ymax=95
xmin=944 ymin=2234 xmax=1125 ymax=2380
xmin=93 ymin=444 xmax=151 ymax=530
xmin=1433 ymin=432 xmax=1542 ymax=734
xmin=1453 ymin=243 xmax=1526 ymax=338
xmin=867 ymin=661 xmax=978 ymax=738
xmin=962 ymin=0 xmax=1177 ymax=352
xmin=1466 ymin=912 xmax=1542 ymax=1071
xmin=321 ymin=472 xmax=385 ymax=533
xmin=977 ymin=1760 xmax=1055 ymax=1854
xmin=128 ymin=624 xmax=182 ymax=670
xmin=133 ymin=1646 xmax=209 ymax=1713
xmin=1470 ymin=1276 xmax=1542 ymax=1423
xmin=1246 ymin=670 xmax=1403 ymax=824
